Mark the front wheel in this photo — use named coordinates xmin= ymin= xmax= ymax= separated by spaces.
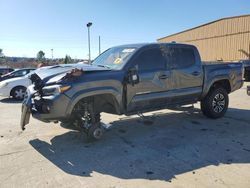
xmin=87 ymin=123 xmax=104 ymax=140
xmin=72 ymin=100 xmax=103 ymax=141
xmin=201 ymin=87 xmax=229 ymax=119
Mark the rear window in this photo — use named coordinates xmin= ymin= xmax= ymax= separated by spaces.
xmin=163 ymin=47 xmax=195 ymax=69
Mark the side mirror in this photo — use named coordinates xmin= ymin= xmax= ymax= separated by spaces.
xmin=128 ymin=67 xmax=139 ymax=86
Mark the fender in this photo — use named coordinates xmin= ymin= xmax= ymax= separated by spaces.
xmin=201 ymin=75 xmax=232 ymax=98
xmin=65 ymin=86 xmax=123 ymax=116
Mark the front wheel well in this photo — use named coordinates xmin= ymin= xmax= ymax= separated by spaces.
xmin=72 ymin=94 xmax=120 ymax=115
xmin=210 ymin=79 xmax=231 ymax=93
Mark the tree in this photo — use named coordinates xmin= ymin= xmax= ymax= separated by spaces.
xmin=0 ymin=48 xmax=4 ymax=57
xmin=0 ymin=49 xmax=5 ymax=64
xmin=36 ymin=50 xmax=45 ymax=62
xmin=63 ymin=55 xmax=72 ymax=64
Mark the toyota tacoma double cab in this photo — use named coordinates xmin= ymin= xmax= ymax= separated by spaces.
xmin=21 ymin=43 xmax=244 ymax=140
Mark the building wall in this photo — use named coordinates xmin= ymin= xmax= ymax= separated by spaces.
xmin=158 ymin=15 xmax=250 ymax=61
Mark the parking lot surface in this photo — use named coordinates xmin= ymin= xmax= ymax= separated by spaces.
xmin=0 ymin=83 xmax=250 ymax=188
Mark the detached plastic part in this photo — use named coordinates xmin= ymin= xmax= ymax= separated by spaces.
xmin=20 ymin=104 xmax=31 ymax=130
xmin=62 ymin=69 xmax=83 ymax=81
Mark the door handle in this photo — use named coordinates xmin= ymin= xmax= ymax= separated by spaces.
xmin=192 ymin=71 xmax=200 ymax=76
xmin=158 ymin=74 xmax=169 ymax=79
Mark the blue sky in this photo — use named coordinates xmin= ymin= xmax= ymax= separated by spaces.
xmin=0 ymin=0 xmax=249 ymax=59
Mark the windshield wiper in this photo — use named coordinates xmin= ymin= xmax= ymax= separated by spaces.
xmin=97 ymin=65 xmax=111 ymax=69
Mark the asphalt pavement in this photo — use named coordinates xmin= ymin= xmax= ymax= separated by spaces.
xmin=0 ymin=83 xmax=250 ymax=188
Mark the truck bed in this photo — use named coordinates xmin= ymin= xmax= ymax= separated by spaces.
xmin=201 ymin=62 xmax=243 ymax=98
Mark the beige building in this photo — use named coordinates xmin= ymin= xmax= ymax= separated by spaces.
xmin=158 ymin=15 xmax=250 ymax=62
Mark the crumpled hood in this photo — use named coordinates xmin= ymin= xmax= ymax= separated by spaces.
xmin=32 ymin=63 xmax=110 ymax=83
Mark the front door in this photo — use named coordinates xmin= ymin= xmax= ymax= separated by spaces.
xmin=126 ymin=46 xmax=172 ymax=112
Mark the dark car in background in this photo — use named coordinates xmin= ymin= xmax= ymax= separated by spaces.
xmin=0 ymin=68 xmax=14 ymax=76
xmin=0 ymin=68 xmax=35 ymax=82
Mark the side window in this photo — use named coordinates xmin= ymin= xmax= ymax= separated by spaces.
xmin=163 ymin=47 xmax=195 ymax=69
xmin=134 ymin=48 xmax=166 ymax=71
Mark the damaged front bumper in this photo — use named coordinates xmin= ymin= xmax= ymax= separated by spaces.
xmin=20 ymin=85 xmax=72 ymax=130
xmin=20 ymin=85 xmax=35 ymax=130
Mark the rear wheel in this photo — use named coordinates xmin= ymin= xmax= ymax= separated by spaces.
xmin=201 ymin=87 xmax=229 ymax=119
xmin=11 ymin=86 xmax=26 ymax=100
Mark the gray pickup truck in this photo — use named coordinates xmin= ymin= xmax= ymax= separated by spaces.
xmin=21 ymin=43 xmax=244 ymax=140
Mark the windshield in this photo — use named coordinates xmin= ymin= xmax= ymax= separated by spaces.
xmin=92 ymin=47 xmax=137 ymax=70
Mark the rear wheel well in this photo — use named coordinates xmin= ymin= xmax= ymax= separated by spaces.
xmin=210 ymin=79 xmax=231 ymax=93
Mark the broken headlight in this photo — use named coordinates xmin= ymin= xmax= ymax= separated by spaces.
xmin=42 ymin=85 xmax=71 ymax=96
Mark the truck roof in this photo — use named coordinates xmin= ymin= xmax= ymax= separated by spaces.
xmin=113 ymin=42 xmax=196 ymax=49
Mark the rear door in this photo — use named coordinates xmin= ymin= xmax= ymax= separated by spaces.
xmin=126 ymin=46 xmax=172 ymax=112
xmin=165 ymin=45 xmax=203 ymax=104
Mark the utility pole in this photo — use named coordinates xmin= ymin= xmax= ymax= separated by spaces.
xmin=249 ymin=42 xmax=250 ymax=59
xmin=99 ymin=36 xmax=101 ymax=55
xmin=51 ymin=49 xmax=54 ymax=60
xmin=86 ymin=22 xmax=92 ymax=63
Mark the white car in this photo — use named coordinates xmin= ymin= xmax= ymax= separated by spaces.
xmin=0 ymin=74 xmax=32 ymax=100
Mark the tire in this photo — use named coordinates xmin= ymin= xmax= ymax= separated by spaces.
xmin=11 ymin=86 xmax=27 ymax=100
xmin=200 ymin=87 xmax=229 ymax=119
xmin=200 ymin=100 xmax=208 ymax=116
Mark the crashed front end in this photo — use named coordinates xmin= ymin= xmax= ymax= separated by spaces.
xmin=20 ymin=69 xmax=82 ymax=130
